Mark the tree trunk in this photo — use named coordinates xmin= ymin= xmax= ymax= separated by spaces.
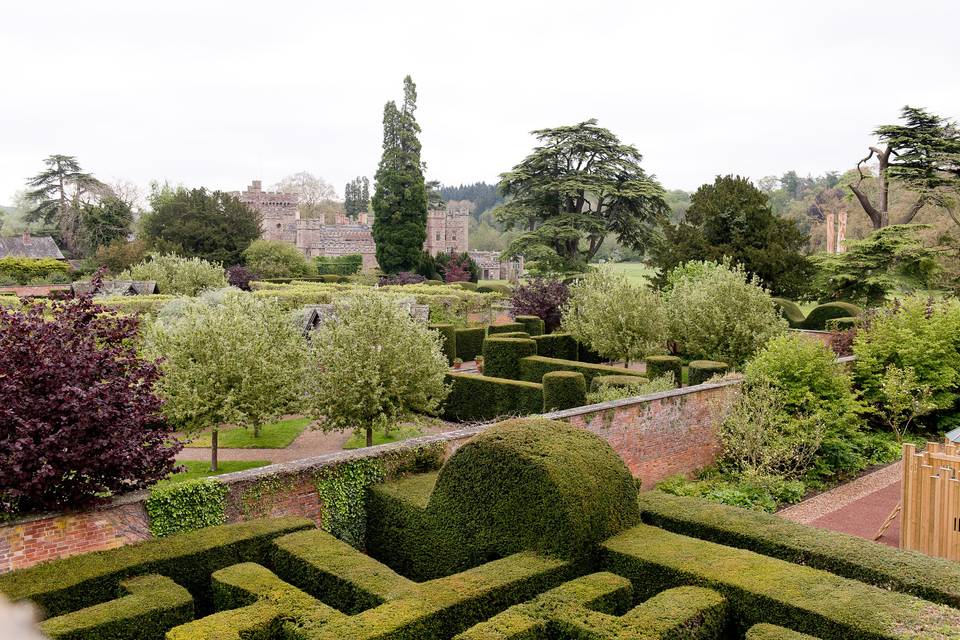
xmin=210 ymin=428 xmax=219 ymax=472
xmin=366 ymin=427 xmax=373 ymax=448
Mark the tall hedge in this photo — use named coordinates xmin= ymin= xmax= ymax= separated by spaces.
xmin=483 ymin=337 xmax=537 ymax=380
xmin=643 ymin=355 xmax=682 ymax=387
xmin=428 ymin=323 xmax=457 ymax=363
xmin=487 ymin=322 xmax=526 ymax=336
xmin=542 ymin=371 xmax=587 ymax=411
xmin=514 ymin=315 xmax=545 ymax=336
xmin=531 ymin=333 xmax=578 ymax=360
xmin=454 ymin=327 xmax=485 ymax=361
xmin=519 ymin=355 xmax=648 ymax=387
xmin=687 ymin=360 xmax=729 ymax=386
xmin=442 ymin=372 xmax=543 ymax=421
xmin=801 ymin=302 xmax=862 ymax=330
xmin=0 ymin=257 xmax=71 ymax=285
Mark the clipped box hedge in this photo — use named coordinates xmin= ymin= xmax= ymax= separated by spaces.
xmin=687 ymin=360 xmax=729 ymax=386
xmin=589 ymin=375 xmax=650 ymax=393
xmin=531 ymin=333 xmax=578 ymax=361
xmin=442 ymin=372 xmax=543 ymax=421
xmin=603 ymin=524 xmax=960 ymax=639
xmin=455 ymin=327 xmax=486 ymax=361
xmin=801 ymin=302 xmax=862 ymax=330
xmin=542 ymin=371 xmax=587 ymax=411
xmin=428 ymin=323 xmax=457 ymax=363
xmin=638 ymin=491 xmax=960 ymax=608
xmin=518 ymin=355 xmax=648 ymax=387
xmin=0 ymin=517 xmax=313 ymax=617
xmin=513 ymin=315 xmax=545 ymax=336
xmin=771 ymin=298 xmax=807 ymax=329
xmin=487 ymin=322 xmax=526 ymax=336
xmin=643 ymin=355 xmax=682 ymax=387
xmin=483 ymin=337 xmax=538 ymax=380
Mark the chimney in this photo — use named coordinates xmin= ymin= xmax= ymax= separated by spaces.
xmin=21 ymin=230 xmax=30 ymax=245
xmin=251 ymin=180 xmax=262 ymax=192
xmin=825 ymin=212 xmax=835 ymax=254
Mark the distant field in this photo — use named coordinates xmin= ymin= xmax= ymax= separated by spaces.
xmin=598 ymin=262 xmax=656 ymax=286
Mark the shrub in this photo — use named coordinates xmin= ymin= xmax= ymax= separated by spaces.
xmin=241 ymin=239 xmax=316 ymax=279
xmin=454 ymin=327 xmax=486 ymax=361
xmin=120 ymin=253 xmax=227 ymax=296
xmin=531 ymin=333 xmax=578 ymax=360
xmin=687 ymin=360 xmax=729 ymax=386
xmin=561 ymin=270 xmax=667 ymax=366
xmin=487 ymin=322 xmax=526 ymax=335
xmin=428 ymin=323 xmax=457 ymax=364
xmin=519 ymin=355 xmax=648 ymax=387
xmin=88 ymin=239 xmax=149 ymax=275
xmin=146 ymin=479 xmax=229 ymax=538
xmin=483 ymin=337 xmax=538 ymax=380
xmin=801 ymin=301 xmax=862 ymax=330
xmin=0 ymin=289 xmax=180 ymax=516
xmin=491 ymin=331 xmax=531 ymax=339
xmin=510 ymin=278 xmax=569 ymax=333
xmin=542 ymin=371 xmax=587 ymax=411
xmin=643 ymin=355 xmax=682 ymax=387
xmin=435 ymin=251 xmax=480 ymax=283
xmin=315 ymin=253 xmax=362 ymax=276
xmin=225 ymin=264 xmax=255 ymax=290
xmin=655 ymin=473 xmax=805 ymax=513
xmin=514 ymin=314 xmax=545 ymax=336
xmin=306 ymin=291 xmax=450 ymax=447
xmin=771 ymin=297 xmax=806 ymax=328
xmin=0 ymin=257 xmax=71 ymax=284
xmin=379 ymin=271 xmax=426 ymax=286
xmin=664 ymin=259 xmax=787 ymax=367
xmin=589 ymin=374 xmax=651 ymax=393
xmin=824 ymin=316 xmax=859 ymax=331
xmin=442 ymin=373 xmax=543 ymax=421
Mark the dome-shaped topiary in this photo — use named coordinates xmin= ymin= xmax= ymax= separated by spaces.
xmin=771 ymin=297 xmax=807 ymax=328
xmin=802 ymin=302 xmax=862 ymax=330
xmin=542 ymin=371 xmax=587 ymax=411
xmin=688 ymin=360 xmax=730 ymax=386
xmin=643 ymin=355 xmax=682 ymax=387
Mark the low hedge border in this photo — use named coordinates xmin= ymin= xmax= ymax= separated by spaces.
xmin=643 ymin=355 xmax=682 ymax=388
xmin=747 ymin=624 xmax=821 ymax=640
xmin=442 ymin=372 xmax=543 ymax=422
xmin=39 ymin=574 xmax=193 ymax=640
xmin=518 ymin=355 xmax=648 ymax=387
xmin=428 ymin=323 xmax=457 ymax=364
xmin=0 ymin=517 xmax=313 ymax=617
xmin=637 ymin=491 xmax=960 ymax=609
xmin=483 ymin=337 xmax=538 ymax=380
xmin=455 ymin=327 xmax=485 ymax=362
xmin=513 ymin=315 xmax=545 ymax=337
xmin=687 ymin=360 xmax=729 ymax=386
xmin=604 ymin=523 xmax=960 ymax=639
xmin=542 ymin=371 xmax=587 ymax=411
xmin=531 ymin=333 xmax=578 ymax=361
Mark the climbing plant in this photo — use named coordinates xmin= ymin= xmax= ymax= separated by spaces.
xmin=145 ymin=479 xmax=228 ymax=537
xmin=314 ymin=459 xmax=386 ymax=548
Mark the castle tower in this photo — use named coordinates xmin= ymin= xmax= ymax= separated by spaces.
xmin=424 ymin=207 xmax=469 ymax=257
xmin=235 ymin=180 xmax=299 ymax=244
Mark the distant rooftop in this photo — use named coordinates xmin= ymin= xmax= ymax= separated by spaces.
xmin=0 ymin=233 xmax=66 ymax=260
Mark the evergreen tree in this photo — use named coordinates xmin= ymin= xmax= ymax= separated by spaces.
xmin=345 ymin=176 xmax=371 ymax=217
xmin=372 ymin=76 xmax=428 ymax=273
xmin=81 ymin=195 xmax=134 ymax=252
xmin=25 ymin=154 xmax=105 ymax=256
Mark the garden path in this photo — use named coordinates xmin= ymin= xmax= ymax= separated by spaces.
xmin=777 ymin=461 xmax=901 ymax=547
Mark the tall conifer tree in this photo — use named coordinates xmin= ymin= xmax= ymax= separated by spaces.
xmin=372 ymin=76 xmax=428 ymax=273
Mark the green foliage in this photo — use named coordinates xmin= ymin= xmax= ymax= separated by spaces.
xmin=811 ymin=225 xmax=940 ymax=304
xmin=825 ymin=316 xmax=859 ymax=331
xmin=561 ymin=269 xmax=667 ymax=365
xmin=141 ymin=187 xmax=262 ymax=266
xmin=541 ymin=371 xmax=587 ymax=411
xmin=687 ymin=360 xmax=729 ymax=386
xmin=442 ymin=372 xmax=543 ymax=421
xmin=495 ymin=119 xmax=668 ymax=272
xmin=486 ymin=322 xmax=526 ymax=335
xmin=643 ymin=355 xmax=681 ymax=387
xmin=39 ymin=574 xmax=193 ymax=640
xmin=588 ymin=374 xmax=651 ymax=393
xmin=241 ymin=239 xmax=317 ymax=279
xmin=665 ymin=259 xmax=787 ymax=367
xmin=604 ymin=524 xmax=960 ymax=640
xmin=513 ymin=314 xmax=544 ymax=336
xmin=637 ymin=491 xmax=960 ymax=608
xmin=428 ymin=323 xmax=457 ymax=363
xmin=344 ymin=176 xmax=370 ymax=218
xmin=650 ymin=175 xmax=814 ymax=298
xmin=853 ymin=295 xmax=960 ymax=416
xmin=145 ymin=290 xmax=309 ymax=438
xmin=801 ymin=302 xmax=862 ymax=329
xmin=771 ymin=297 xmax=806 ymax=328
xmin=372 ymin=76 xmax=428 ymax=273
xmin=120 ymin=253 xmax=227 ymax=295
xmin=146 ymin=479 xmax=228 ymax=537
xmin=306 ymin=291 xmax=450 ymax=445
xmin=454 ymin=326 xmax=486 ymax=361
xmin=81 ymin=195 xmax=134 ymax=253
xmin=88 ymin=239 xmax=148 ymax=275
xmin=519 ymin=355 xmax=648 ymax=387
xmin=530 ymin=332 xmax=578 ymax=360
xmin=482 ymin=337 xmax=538 ymax=379
xmin=314 ymin=459 xmax=386 ymax=548
xmin=586 ymin=375 xmax=674 ymax=405
xmin=0 ymin=257 xmax=71 ymax=284
xmin=315 ymin=253 xmax=363 ymax=275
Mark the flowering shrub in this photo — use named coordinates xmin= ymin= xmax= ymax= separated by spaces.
xmin=0 ymin=287 xmax=180 ymax=516
xmin=510 ymin=278 xmax=569 ymax=333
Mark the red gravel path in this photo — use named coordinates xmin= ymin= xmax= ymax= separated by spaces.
xmin=810 ymin=480 xmax=901 ymax=547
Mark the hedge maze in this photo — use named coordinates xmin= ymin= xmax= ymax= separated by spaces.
xmin=2 ymin=418 xmax=959 ymax=639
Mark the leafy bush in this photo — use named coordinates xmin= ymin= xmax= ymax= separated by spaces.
xmin=586 ymin=375 xmax=673 ymax=404
xmin=378 ymin=271 xmax=426 ymax=286
xmin=0 ymin=289 xmax=180 ymax=516
xmin=435 ymin=251 xmax=480 ymax=283
xmin=120 ymin=253 xmax=227 ymax=296
xmin=510 ymin=278 xmax=570 ymax=332
xmin=146 ymin=479 xmax=228 ymax=537
xmin=241 ymin=239 xmax=316 ymax=279
xmin=562 ymin=269 xmax=667 ymax=365
xmin=0 ymin=257 xmax=71 ymax=284
xmin=315 ymin=253 xmax=362 ymax=276
xmin=664 ymin=259 xmax=787 ymax=367
xmin=542 ymin=371 xmax=587 ymax=411
xmin=86 ymin=239 xmax=149 ymax=275
xmin=655 ymin=473 xmax=804 ymax=513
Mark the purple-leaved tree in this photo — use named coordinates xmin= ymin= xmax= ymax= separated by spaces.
xmin=510 ymin=278 xmax=570 ymax=333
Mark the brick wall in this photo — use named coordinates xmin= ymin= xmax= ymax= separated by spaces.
xmin=0 ymin=381 xmax=738 ymax=574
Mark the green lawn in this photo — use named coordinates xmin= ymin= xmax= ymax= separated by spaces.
xmin=154 ymin=460 xmax=270 ymax=488
xmin=343 ymin=425 xmax=423 ymax=450
xmin=598 ymin=262 xmax=657 ymax=286
xmin=183 ymin=417 xmax=313 ymax=449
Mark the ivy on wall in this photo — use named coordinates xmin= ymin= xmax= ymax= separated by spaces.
xmin=146 ymin=479 xmax=228 ymax=537
xmin=314 ymin=459 xmax=386 ymax=549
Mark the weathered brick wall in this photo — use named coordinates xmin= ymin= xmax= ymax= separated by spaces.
xmin=0 ymin=382 xmax=738 ymax=573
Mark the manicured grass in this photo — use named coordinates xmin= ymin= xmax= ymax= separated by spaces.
xmin=183 ymin=417 xmax=313 ymax=449
xmin=599 ymin=262 xmax=657 ymax=286
xmin=154 ymin=460 xmax=270 ymax=488
xmin=343 ymin=425 xmax=423 ymax=449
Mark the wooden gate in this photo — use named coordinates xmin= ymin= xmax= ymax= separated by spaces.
xmin=901 ymin=441 xmax=960 ymax=561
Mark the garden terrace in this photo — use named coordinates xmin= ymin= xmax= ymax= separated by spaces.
xmin=1 ymin=418 xmax=958 ymax=639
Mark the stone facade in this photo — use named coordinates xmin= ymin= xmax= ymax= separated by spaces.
xmin=0 ymin=379 xmax=737 ymax=573
xmin=235 ymin=180 xmax=519 ymax=279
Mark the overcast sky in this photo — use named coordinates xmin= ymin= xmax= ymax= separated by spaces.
xmin=2 ymin=0 xmax=958 ymax=206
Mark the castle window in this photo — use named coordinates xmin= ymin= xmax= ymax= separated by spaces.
xmin=276 ymin=223 xmax=282 ymax=229
xmin=435 ymin=232 xmax=441 ymax=241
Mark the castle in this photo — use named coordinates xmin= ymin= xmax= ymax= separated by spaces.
xmin=236 ymin=180 xmax=520 ymax=280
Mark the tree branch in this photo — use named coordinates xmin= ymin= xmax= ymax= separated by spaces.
xmin=848 ymin=183 xmax=883 ymax=229
xmin=897 ymin=197 xmax=927 ymax=225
